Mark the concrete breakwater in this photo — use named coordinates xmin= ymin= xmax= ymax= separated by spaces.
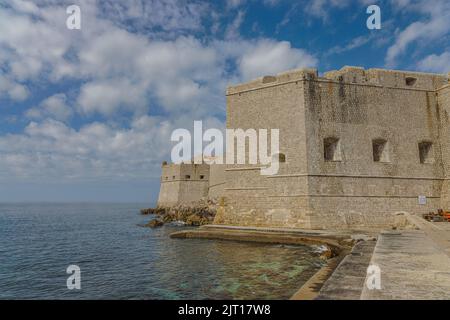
xmin=140 ymin=198 xmax=218 ymax=227
xmin=169 ymin=225 xmax=361 ymax=299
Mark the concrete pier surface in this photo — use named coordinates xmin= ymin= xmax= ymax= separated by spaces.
xmin=361 ymin=230 xmax=450 ymax=299
xmin=318 ymin=215 xmax=450 ymax=300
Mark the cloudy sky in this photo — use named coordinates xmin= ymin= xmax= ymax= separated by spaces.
xmin=0 ymin=0 xmax=449 ymax=203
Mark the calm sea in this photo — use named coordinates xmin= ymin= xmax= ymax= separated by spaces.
xmin=0 ymin=203 xmax=324 ymax=299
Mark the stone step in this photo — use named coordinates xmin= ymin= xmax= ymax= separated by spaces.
xmin=316 ymin=240 xmax=376 ymax=300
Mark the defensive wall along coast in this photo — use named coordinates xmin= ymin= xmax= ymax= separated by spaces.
xmin=219 ymin=66 xmax=450 ymax=230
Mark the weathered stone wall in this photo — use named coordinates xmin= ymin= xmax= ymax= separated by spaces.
xmin=156 ymin=67 xmax=450 ymax=230
xmin=304 ymin=67 xmax=447 ymax=228
xmin=217 ymin=66 xmax=450 ymax=230
xmin=437 ymin=84 xmax=450 ymax=210
xmin=208 ymin=164 xmax=227 ymax=198
xmin=157 ymin=164 xmax=182 ymax=207
xmin=218 ymin=69 xmax=313 ymax=228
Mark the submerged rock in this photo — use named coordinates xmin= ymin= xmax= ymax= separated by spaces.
xmin=312 ymin=244 xmax=334 ymax=259
xmin=145 ymin=219 xmax=164 ymax=228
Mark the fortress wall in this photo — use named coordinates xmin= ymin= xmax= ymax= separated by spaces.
xmin=220 ymin=67 xmax=449 ymax=230
xmin=219 ymin=70 xmax=313 ymax=228
xmin=438 ymin=84 xmax=450 ymax=209
xmin=324 ymin=67 xmax=447 ymax=90
xmin=304 ymin=68 xmax=447 ymax=228
xmin=307 ymin=196 xmax=442 ymax=229
xmin=157 ymin=67 xmax=450 ymax=230
xmin=208 ymin=164 xmax=227 ymax=198
xmin=219 ymin=169 xmax=311 ymax=227
xmin=305 ymin=74 xmax=445 ymax=178
xmin=176 ymin=164 xmax=210 ymax=204
xmin=157 ymin=164 xmax=181 ymax=207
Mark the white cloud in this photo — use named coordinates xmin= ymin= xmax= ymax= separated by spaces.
xmin=227 ymin=0 xmax=246 ymax=9
xmin=385 ymin=0 xmax=450 ymax=67
xmin=305 ymin=0 xmax=351 ymax=21
xmin=417 ymin=52 xmax=450 ymax=73
xmin=77 ymin=79 xmax=148 ymax=116
xmin=0 ymin=1 xmax=318 ymax=188
xmin=0 ymin=6 xmax=74 ymax=81
xmin=238 ymin=40 xmax=318 ymax=80
xmin=99 ymin=0 xmax=210 ymax=33
xmin=0 ymin=75 xmax=29 ymax=101
xmin=25 ymin=93 xmax=73 ymax=121
xmin=0 ymin=115 xmax=223 ymax=181
xmin=325 ymin=35 xmax=372 ymax=56
xmin=225 ymin=10 xmax=246 ymax=40
xmin=1 ymin=1 xmax=316 ymax=117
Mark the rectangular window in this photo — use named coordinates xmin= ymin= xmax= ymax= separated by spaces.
xmin=200 ymin=175 xmax=205 ymax=180
xmin=185 ymin=175 xmax=191 ymax=179
xmin=372 ymin=139 xmax=389 ymax=162
xmin=324 ymin=137 xmax=342 ymax=161
xmin=419 ymin=141 xmax=433 ymax=164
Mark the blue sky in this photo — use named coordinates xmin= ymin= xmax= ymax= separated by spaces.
xmin=0 ymin=0 xmax=449 ymax=203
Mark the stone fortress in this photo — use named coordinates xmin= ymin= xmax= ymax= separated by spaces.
xmin=157 ymin=66 xmax=450 ymax=230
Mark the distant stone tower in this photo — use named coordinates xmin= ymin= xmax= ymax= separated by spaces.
xmin=157 ymin=162 xmax=210 ymax=207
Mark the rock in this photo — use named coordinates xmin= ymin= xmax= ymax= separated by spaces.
xmin=140 ymin=207 xmax=167 ymax=215
xmin=140 ymin=208 xmax=153 ymax=215
xmin=145 ymin=219 xmax=164 ymax=228
xmin=139 ymin=198 xmax=218 ymax=226
xmin=312 ymin=244 xmax=334 ymax=259
xmin=186 ymin=214 xmax=202 ymax=226
xmin=341 ymin=238 xmax=356 ymax=247
xmin=163 ymin=213 xmax=176 ymax=223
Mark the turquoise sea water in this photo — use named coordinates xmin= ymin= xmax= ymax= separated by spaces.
xmin=0 ymin=203 xmax=325 ymax=299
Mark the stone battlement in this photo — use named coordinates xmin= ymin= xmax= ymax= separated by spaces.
xmin=227 ymin=66 xmax=449 ymax=95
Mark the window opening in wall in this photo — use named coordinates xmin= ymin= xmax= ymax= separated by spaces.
xmin=419 ymin=141 xmax=433 ymax=164
xmin=276 ymin=153 xmax=286 ymax=163
xmin=324 ymin=137 xmax=342 ymax=161
xmin=405 ymin=77 xmax=417 ymax=86
xmin=372 ymin=139 xmax=389 ymax=162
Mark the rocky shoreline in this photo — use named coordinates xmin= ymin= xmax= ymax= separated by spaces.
xmin=140 ymin=198 xmax=218 ymax=227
